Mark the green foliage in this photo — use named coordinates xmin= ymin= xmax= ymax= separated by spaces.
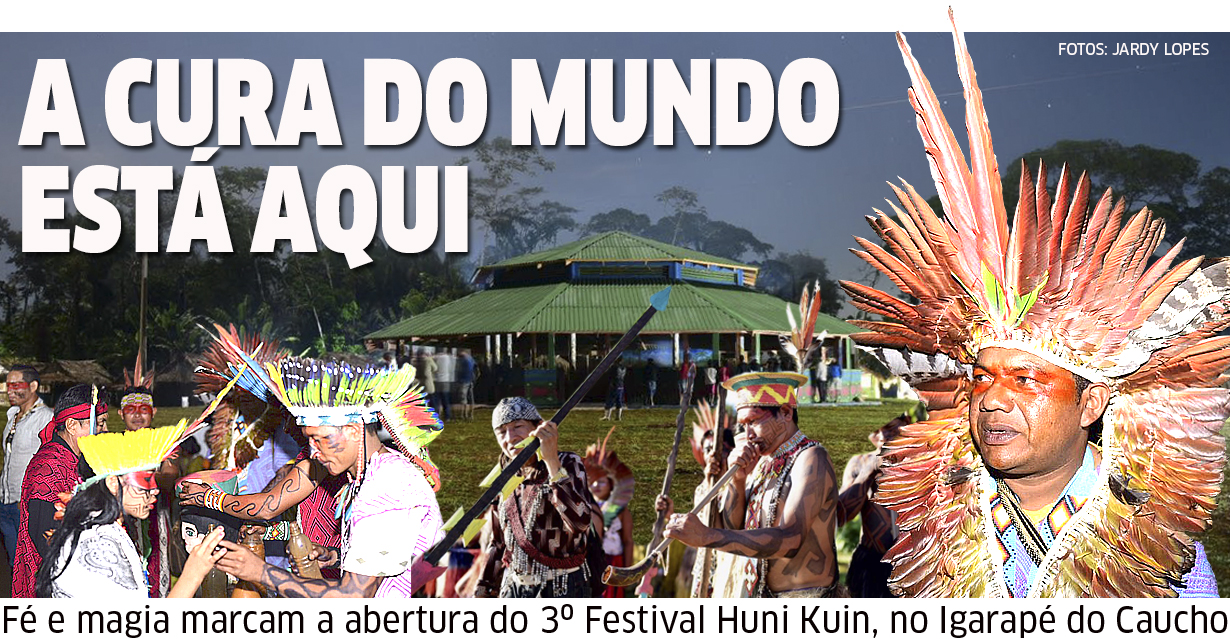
xmin=650 ymin=187 xmax=774 ymax=261
xmin=1001 ymin=139 xmax=1230 ymax=261
xmin=460 ymin=137 xmax=577 ymax=264
xmin=584 ymin=208 xmax=653 ymax=235
xmin=582 ymin=187 xmax=775 ymax=265
xmin=754 ymin=250 xmax=844 ymax=316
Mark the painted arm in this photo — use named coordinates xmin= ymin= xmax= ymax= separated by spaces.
xmin=836 ymin=453 xmax=876 ymax=527
xmin=719 ymin=443 xmax=758 ymax=530
xmin=180 ymin=458 xmax=321 ymax=520
xmin=672 ymin=447 xmax=836 ymax=561
xmin=257 ymin=565 xmax=382 ymax=598
xmin=214 ymin=534 xmax=381 ymax=598
xmin=719 ymin=477 xmax=747 ymax=530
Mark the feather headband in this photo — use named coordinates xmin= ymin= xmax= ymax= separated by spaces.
xmin=78 ymin=424 xmax=186 ymax=489
xmin=843 ymin=11 xmax=1230 ymax=385
xmin=201 ymin=326 xmax=444 ymax=487
xmin=843 ymin=10 xmax=1230 ymax=598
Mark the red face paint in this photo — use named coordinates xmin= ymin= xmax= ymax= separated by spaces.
xmin=125 ymin=471 xmax=158 ymax=492
xmin=969 ymin=347 xmax=1088 ymax=480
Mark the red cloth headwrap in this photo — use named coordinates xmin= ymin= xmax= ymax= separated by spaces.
xmin=41 ymin=401 xmax=108 ymax=445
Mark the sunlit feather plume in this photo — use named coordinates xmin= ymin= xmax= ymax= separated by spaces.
xmin=846 ymin=10 xmax=1230 ymax=598
xmin=779 ymin=281 xmax=827 ymax=373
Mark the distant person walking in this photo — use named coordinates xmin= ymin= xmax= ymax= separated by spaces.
xmin=602 ymin=358 xmax=627 ymax=421
xmin=456 ymin=349 xmax=477 ymax=421
xmin=679 ymin=353 xmax=696 ymax=405
xmin=435 ymin=349 xmax=455 ymax=422
xmin=643 ymin=359 xmax=659 ymax=407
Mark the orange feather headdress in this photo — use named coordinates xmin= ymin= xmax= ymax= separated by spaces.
xmin=844 ymin=11 xmax=1230 ymax=598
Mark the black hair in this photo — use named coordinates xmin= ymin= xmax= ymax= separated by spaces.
xmin=121 ymin=385 xmax=151 ymax=399
xmin=180 ymin=505 xmax=242 ymax=546
xmin=180 ymin=437 xmax=200 ymax=456
xmin=9 ymin=364 xmax=39 ymax=385
xmin=704 ymin=426 xmax=737 ymax=452
xmin=1073 ymin=374 xmax=1092 ymax=404
xmin=53 ymin=384 xmax=97 ymax=432
xmin=35 ymin=479 xmax=123 ymax=597
xmin=763 ymin=405 xmax=800 ymax=426
xmin=1072 ymin=372 xmax=1105 ymax=444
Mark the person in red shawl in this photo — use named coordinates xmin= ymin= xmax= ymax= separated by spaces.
xmin=12 ymin=384 xmax=105 ymax=597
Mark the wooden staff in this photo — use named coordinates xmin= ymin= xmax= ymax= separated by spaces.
xmin=694 ymin=385 xmax=728 ymax=596
xmin=648 ymin=366 xmax=695 ymax=550
xmin=603 ymin=461 xmax=742 ymax=587
xmin=422 ymin=287 xmax=672 ymax=566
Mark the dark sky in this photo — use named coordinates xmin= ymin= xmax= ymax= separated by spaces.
xmin=3 ymin=32 xmax=1229 ymax=300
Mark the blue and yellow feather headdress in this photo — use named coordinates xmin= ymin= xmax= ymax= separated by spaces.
xmin=205 ymin=327 xmax=444 ymax=489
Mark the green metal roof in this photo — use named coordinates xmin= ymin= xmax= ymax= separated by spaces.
xmin=481 ymin=231 xmax=757 ymax=271
xmin=366 ymin=281 xmax=858 ymax=339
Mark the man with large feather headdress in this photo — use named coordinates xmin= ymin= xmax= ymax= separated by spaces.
xmin=845 ymin=12 xmax=1227 ymax=597
xmin=195 ymin=330 xmax=446 ymax=597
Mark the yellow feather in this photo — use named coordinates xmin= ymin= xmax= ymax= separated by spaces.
xmin=461 ymin=518 xmax=486 ymax=546
xmin=78 ymin=423 xmax=187 ymax=477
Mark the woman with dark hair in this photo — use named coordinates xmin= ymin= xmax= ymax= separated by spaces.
xmin=35 ymin=426 xmax=227 ymax=598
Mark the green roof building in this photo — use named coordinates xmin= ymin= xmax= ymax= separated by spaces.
xmin=367 ymin=232 xmax=860 ymax=404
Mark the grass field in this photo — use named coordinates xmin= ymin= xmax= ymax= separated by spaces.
xmin=134 ymin=402 xmax=1230 ymax=594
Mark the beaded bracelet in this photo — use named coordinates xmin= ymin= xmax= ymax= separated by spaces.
xmin=264 ymin=521 xmax=291 ymax=541
xmin=548 ymin=467 xmax=569 ymax=484
xmin=202 ymin=488 xmax=226 ymax=511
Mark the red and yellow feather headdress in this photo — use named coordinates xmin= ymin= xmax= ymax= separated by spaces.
xmin=844 ymin=11 xmax=1230 ymax=597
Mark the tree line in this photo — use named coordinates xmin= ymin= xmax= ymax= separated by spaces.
xmin=6 ymin=137 xmax=1216 ymax=376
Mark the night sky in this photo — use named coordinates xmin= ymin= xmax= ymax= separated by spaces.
xmin=3 ymin=31 xmax=1228 ymax=305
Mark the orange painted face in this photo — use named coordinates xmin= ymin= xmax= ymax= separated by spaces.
xmin=121 ymin=472 xmax=159 ymax=519
xmin=970 ymin=347 xmax=1089 ymax=479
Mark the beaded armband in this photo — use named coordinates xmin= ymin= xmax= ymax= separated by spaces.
xmin=202 ymin=488 xmax=226 ymax=512
xmin=265 ymin=521 xmax=292 ymax=541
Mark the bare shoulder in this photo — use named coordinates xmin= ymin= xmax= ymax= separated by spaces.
xmin=788 ymin=445 xmax=836 ymax=487
xmin=798 ymin=444 xmax=835 ymax=472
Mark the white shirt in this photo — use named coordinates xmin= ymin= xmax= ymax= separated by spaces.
xmin=50 ymin=522 xmax=148 ymax=598
xmin=434 ymin=353 xmax=456 ymax=384
xmin=3 ymin=398 xmax=53 ymax=503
